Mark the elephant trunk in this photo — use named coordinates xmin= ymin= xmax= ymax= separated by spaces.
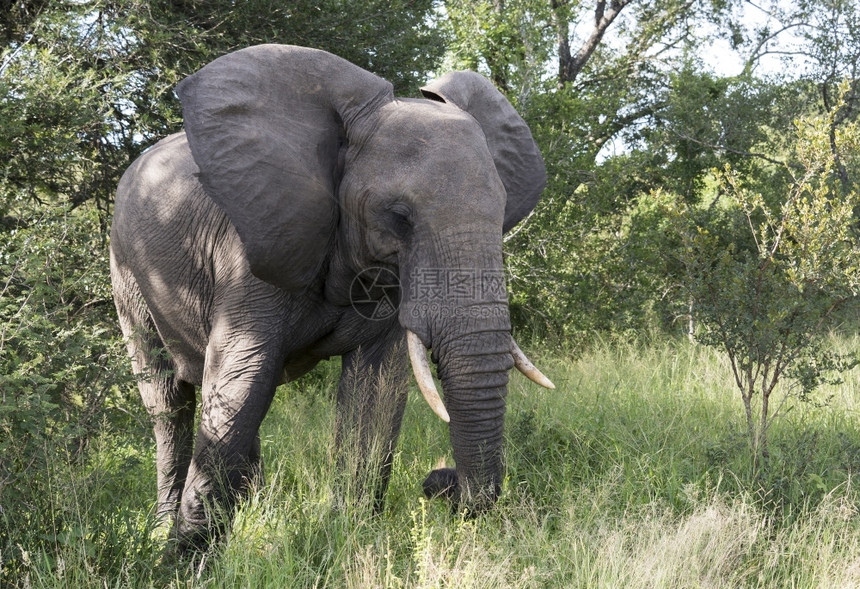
xmin=433 ymin=325 xmax=513 ymax=509
xmin=408 ymin=333 xmax=555 ymax=425
xmin=400 ymin=230 xmax=546 ymax=511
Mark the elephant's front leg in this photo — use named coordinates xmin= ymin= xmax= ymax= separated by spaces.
xmin=335 ymin=326 xmax=409 ymax=513
xmin=171 ymin=334 xmax=284 ymax=550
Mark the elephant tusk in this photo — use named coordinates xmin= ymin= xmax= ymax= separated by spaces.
xmin=406 ymin=330 xmax=451 ymax=423
xmin=511 ymin=339 xmax=556 ymax=389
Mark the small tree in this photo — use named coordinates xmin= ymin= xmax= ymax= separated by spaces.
xmin=668 ymin=101 xmax=860 ymax=472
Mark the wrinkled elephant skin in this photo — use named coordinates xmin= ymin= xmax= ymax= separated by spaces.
xmin=109 ymin=44 xmax=549 ymax=551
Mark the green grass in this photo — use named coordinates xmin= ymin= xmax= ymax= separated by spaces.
xmin=6 ymin=336 xmax=860 ymax=587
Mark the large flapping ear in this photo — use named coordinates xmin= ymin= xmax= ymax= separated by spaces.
xmin=420 ymin=72 xmax=546 ymax=233
xmin=176 ymin=44 xmax=394 ymax=291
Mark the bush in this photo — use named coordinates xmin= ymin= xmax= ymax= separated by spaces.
xmin=665 ymin=102 xmax=860 ymax=471
xmin=0 ymin=205 xmax=141 ymax=582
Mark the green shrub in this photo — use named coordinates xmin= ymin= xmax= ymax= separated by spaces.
xmin=665 ymin=101 xmax=860 ymax=472
xmin=0 ymin=206 xmax=141 ymax=583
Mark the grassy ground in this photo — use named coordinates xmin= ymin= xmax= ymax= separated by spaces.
xmin=7 ymin=336 xmax=860 ymax=587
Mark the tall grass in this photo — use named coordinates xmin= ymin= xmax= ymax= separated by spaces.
xmin=7 ymin=337 xmax=860 ymax=587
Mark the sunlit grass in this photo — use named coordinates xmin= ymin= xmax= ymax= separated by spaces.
xmin=9 ymin=336 xmax=860 ymax=587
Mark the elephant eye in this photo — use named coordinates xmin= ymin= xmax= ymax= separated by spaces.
xmin=386 ymin=202 xmax=413 ymax=239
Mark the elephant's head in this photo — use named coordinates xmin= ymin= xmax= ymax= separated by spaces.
xmin=175 ymin=45 xmax=552 ymax=512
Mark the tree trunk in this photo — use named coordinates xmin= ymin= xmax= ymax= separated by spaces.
xmin=552 ymin=0 xmax=634 ymax=87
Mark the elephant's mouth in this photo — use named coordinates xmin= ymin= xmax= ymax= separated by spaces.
xmin=405 ymin=330 xmax=554 ymax=422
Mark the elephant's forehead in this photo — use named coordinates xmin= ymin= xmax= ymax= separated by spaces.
xmin=364 ymin=99 xmax=491 ymax=167
xmin=348 ymin=100 xmax=505 ymax=205
xmin=376 ymin=99 xmax=484 ymax=143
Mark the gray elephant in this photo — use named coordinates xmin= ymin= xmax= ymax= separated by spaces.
xmin=110 ymin=44 xmax=553 ymax=550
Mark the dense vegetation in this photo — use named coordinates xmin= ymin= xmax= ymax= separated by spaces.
xmin=10 ymin=342 xmax=860 ymax=586
xmin=2 ymin=0 xmax=859 ymax=586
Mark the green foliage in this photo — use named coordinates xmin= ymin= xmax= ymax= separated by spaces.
xmin=441 ymin=0 xmax=554 ymax=95
xmin=2 ymin=1 xmax=860 ymax=583
xmin=504 ymin=65 xmax=821 ymax=343
xmin=485 ymin=0 xmax=860 ymax=344
xmin=0 ymin=0 xmax=446 ymax=219
xmin=161 ymin=0 xmax=447 ymax=95
xmin=0 ymin=206 xmax=142 ymax=583
xmin=0 ymin=1 xmax=195 ymax=218
xmin=7 ymin=339 xmax=860 ymax=587
xmin=664 ymin=103 xmax=860 ymax=469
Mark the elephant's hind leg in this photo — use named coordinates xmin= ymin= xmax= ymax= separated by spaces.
xmin=111 ymin=256 xmax=196 ymax=522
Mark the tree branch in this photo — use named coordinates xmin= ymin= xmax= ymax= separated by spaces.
xmin=554 ymin=0 xmax=634 ymax=87
xmin=668 ymin=128 xmax=794 ymax=168
xmin=742 ymin=21 xmax=808 ymax=74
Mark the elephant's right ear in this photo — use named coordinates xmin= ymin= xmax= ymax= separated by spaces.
xmin=176 ymin=44 xmax=393 ymax=291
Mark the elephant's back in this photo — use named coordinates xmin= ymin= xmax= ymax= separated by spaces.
xmin=111 ymin=131 xmax=233 ymax=286
xmin=113 ymin=132 xmax=206 ymax=243
xmin=110 ymin=131 xmax=237 ymax=384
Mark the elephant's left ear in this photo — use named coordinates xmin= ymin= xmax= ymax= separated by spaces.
xmin=176 ymin=45 xmax=393 ymax=292
xmin=421 ymin=72 xmax=546 ymax=233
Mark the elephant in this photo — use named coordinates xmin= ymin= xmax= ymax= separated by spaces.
xmin=109 ymin=44 xmax=553 ymax=550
